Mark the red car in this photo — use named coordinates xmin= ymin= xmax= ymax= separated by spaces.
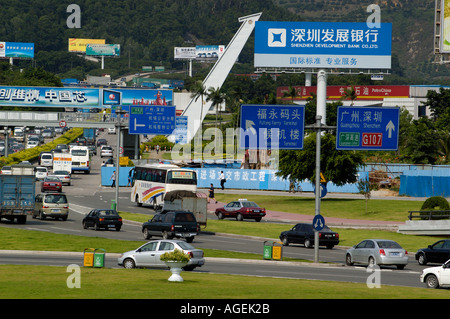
xmin=41 ymin=176 xmax=62 ymax=192
xmin=215 ymin=199 xmax=266 ymax=222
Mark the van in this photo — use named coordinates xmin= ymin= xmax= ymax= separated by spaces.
xmin=40 ymin=152 xmax=53 ymax=167
xmin=33 ymin=193 xmax=69 ymax=221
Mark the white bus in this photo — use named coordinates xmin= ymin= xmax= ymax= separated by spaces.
xmin=131 ymin=164 xmax=197 ymax=207
xmin=70 ymin=146 xmax=91 ymax=174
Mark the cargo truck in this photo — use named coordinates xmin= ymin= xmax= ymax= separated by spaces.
xmin=83 ymin=128 xmax=96 ymax=145
xmin=0 ymin=163 xmax=36 ymax=224
xmin=160 ymin=190 xmax=207 ymax=227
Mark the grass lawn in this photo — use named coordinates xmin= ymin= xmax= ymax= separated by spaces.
xmin=0 ymin=264 xmax=448 ymax=299
xmin=215 ymin=193 xmax=423 ymax=222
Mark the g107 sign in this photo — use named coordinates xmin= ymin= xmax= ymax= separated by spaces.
xmin=254 ymin=21 xmax=392 ymax=69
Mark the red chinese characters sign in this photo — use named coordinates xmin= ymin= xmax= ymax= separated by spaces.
xmin=277 ymin=85 xmax=410 ymax=101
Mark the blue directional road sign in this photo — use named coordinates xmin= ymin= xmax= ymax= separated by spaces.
xmin=312 ymin=214 xmax=325 ymax=231
xmin=240 ymin=104 xmax=305 ymax=149
xmin=336 ymin=106 xmax=399 ymax=151
xmin=129 ymin=105 xmax=176 ymax=135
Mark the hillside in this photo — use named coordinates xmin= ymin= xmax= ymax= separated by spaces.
xmin=0 ymin=0 xmax=447 ymax=83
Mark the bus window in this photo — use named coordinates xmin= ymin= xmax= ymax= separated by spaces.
xmin=166 ymin=171 xmax=197 ymax=185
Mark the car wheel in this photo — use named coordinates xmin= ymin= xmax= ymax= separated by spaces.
xmin=217 ymin=212 xmax=224 ymax=220
xmin=135 ymin=195 xmax=142 ymax=207
xmin=143 ymin=228 xmax=151 ymax=240
xmin=304 ymin=238 xmax=312 ymax=248
xmin=254 ymin=217 xmax=262 ymax=222
xmin=236 ymin=213 xmax=243 ymax=221
xmin=281 ymin=236 xmax=289 ymax=246
xmin=115 ymin=226 xmax=121 ymax=231
xmin=123 ymin=258 xmax=136 ymax=269
xmin=368 ymin=256 xmax=376 ymax=267
xmin=95 ymin=223 xmax=101 ymax=231
xmin=82 ymin=221 xmax=88 ymax=229
xmin=397 ymin=264 xmax=405 ymax=270
xmin=162 ymin=231 xmax=171 ymax=239
xmin=417 ymin=253 xmax=428 ymax=265
xmin=186 ymin=236 xmax=194 ymax=243
xmin=345 ymin=254 xmax=353 ymax=266
xmin=425 ymin=274 xmax=440 ymax=289
xmin=39 ymin=211 xmax=46 ymax=220
xmin=183 ymin=265 xmax=196 ymax=271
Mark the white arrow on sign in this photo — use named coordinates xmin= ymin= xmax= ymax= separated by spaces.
xmin=134 ymin=118 xmax=145 ymax=131
xmin=314 ymin=217 xmax=323 ymax=229
xmin=386 ymin=120 xmax=395 ymax=138
xmin=245 ymin=120 xmax=256 ymax=135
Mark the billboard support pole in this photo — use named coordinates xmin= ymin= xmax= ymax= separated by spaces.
xmin=316 ymin=69 xmax=327 ymax=125
xmin=314 ymin=115 xmax=322 ymax=264
xmin=101 ymin=56 xmax=105 ymax=70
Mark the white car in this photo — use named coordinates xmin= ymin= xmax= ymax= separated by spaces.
xmin=26 ymin=140 xmax=39 ymax=149
xmin=420 ymin=259 xmax=450 ymax=288
xmin=118 ymin=239 xmax=205 ymax=271
xmin=108 ymin=127 xmax=116 ymax=134
xmin=100 ymin=145 xmax=113 ymax=158
xmin=35 ymin=167 xmax=48 ymax=180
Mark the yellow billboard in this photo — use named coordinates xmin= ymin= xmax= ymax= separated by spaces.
xmin=442 ymin=0 xmax=450 ymax=53
xmin=68 ymin=38 xmax=105 ymax=53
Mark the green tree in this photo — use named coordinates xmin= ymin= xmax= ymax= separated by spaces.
xmin=206 ymin=86 xmax=226 ymax=130
xmin=277 ymin=133 xmax=365 ymax=187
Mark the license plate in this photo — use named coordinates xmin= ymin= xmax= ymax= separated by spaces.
xmin=390 ymin=252 xmax=400 ymax=256
xmin=51 ymin=209 xmax=60 ymax=213
xmin=108 ymin=224 xmax=115 ymax=227
xmin=254 ymin=210 xmax=260 ymax=212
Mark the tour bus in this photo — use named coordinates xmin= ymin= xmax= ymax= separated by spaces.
xmin=130 ymin=163 xmax=197 ymax=207
xmin=70 ymin=146 xmax=90 ymax=174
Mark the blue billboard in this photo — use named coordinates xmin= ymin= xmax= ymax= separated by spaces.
xmin=0 ymin=42 xmax=35 ymax=59
xmin=254 ymin=21 xmax=392 ymax=69
xmin=0 ymin=86 xmax=99 ymax=107
xmin=240 ymin=104 xmax=305 ymax=150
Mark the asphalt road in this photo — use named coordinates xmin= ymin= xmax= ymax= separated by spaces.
xmin=0 ymin=131 xmax=431 ymax=289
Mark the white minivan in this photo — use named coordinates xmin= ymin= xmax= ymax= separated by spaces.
xmin=40 ymin=152 xmax=53 ymax=168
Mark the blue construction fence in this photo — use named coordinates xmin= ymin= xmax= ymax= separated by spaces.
xmin=101 ymin=165 xmax=450 ymax=198
xmin=399 ymin=170 xmax=450 ymax=197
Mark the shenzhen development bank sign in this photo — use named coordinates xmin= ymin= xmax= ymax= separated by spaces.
xmin=254 ymin=21 xmax=392 ymax=69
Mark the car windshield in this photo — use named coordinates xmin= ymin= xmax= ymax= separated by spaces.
xmin=44 ymin=194 xmax=67 ymax=204
xmin=177 ymin=242 xmax=195 ymax=250
xmin=98 ymin=210 xmax=118 ymax=216
xmin=72 ymin=150 xmax=87 ymax=156
xmin=174 ymin=213 xmax=195 ymax=222
xmin=53 ymin=171 xmax=69 ymax=175
xmin=46 ymin=177 xmax=60 ymax=182
xmin=241 ymin=201 xmax=259 ymax=207
xmin=36 ymin=168 xmax=47 ymax=172
xmin=376 ymin=240 xmax=402 ymax=249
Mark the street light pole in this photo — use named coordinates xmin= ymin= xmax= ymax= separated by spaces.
xmin=114 ymin=106 xmax=126 ymax=211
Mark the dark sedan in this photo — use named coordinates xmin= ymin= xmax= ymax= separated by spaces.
xmin=280 ymin=223 xmax=339 ymax=249
xmin=41 ymin=176 xmax=62 ymax=192
xmin=415 ymin=239 xmax=450 ymax=265
xmin=82 ymin=209 xmax=122 ymax=231
xmin=215 ymin=199 xmax=266 ymax=222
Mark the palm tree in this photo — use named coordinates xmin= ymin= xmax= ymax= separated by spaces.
xmin=206 ymin=86 xmax=226 ymax=130
xmin=190 ymin=80 xmax=207 ymax=135
xmin=341 ymin=86 xmax=357 ymax=106
xmin=282 ymin=86 xmax=298 ymax=104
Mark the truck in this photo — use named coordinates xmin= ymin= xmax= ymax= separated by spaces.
xmin=83 ymin=128 xmax=96 ymax=145
xmin=0 ymin=163 xmax=36 ymax=224
xmin=160 ymin=190 xmax=207 ymax=227
xmin=52 ymin=153 xmax=72 ymax=172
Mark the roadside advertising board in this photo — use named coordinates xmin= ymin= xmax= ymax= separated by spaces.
xmin=86 ymin=44 xmax=120 ymax=56
xmin=277 ymin=85 xmax=410 ymax=101
xmin=0 ymin=42 xmax=34 ymax=59
xmin=440 ymin=0 xmax=450 ymax=53
xmin=68 ymin=38 xmax=105 ymax=53
xmin=254 ymin=21 xmax=392 ymax=69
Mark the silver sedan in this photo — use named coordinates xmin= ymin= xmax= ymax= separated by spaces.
xmin=345 ymin=239 xmax=408 ymax=270
xmin=118 ymin=239 xmax=205 ymax=271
